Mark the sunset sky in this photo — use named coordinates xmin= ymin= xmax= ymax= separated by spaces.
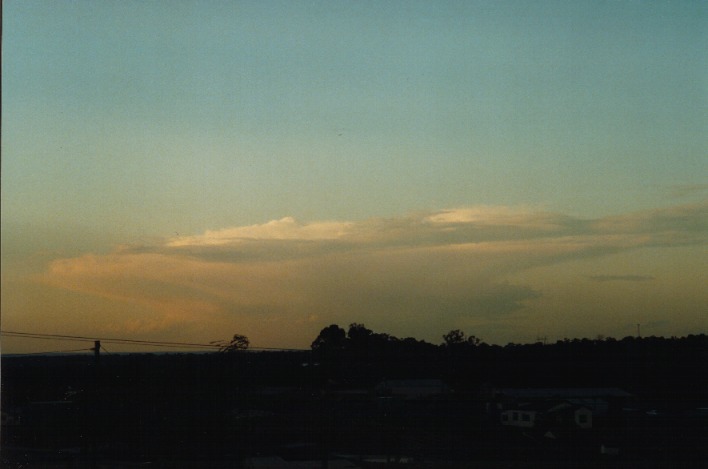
xmin=2 ymin=1 xmax=706 ymax=353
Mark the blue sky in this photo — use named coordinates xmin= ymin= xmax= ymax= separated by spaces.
xmin=2 ymin=1 xmax=706 ymax=351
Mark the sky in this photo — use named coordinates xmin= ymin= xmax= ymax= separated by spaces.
xmin=2 ymin=0 xmax=706 ymax=353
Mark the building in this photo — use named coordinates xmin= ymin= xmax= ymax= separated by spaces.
xmin=489 ymin=387 xmax=631 ymax=430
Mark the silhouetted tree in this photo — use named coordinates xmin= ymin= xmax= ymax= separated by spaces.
xmin=443 ymin=329 xmax=465 ymax=346
xmin=347 ymin=323 xmax=373 ymax=342
xmin=213 ymin=334 xmax=249 ymax=353
xmin=442 ymin=329 xmax=479 ymax=347
xmin=311 ymin=324 xmax=347 ymax=381
xmin=467 ymin=335 xmax=481 ymax=346
xmin=311 ymin=324 xmax=347 ymax=352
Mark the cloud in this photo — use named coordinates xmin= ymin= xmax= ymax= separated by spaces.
xmin=156 ymin=203 xmax=707 ymax=256
xmin=167 ymin=217 xmax=353 ymax=247
xmin=33 ymin=202 xmax=708 ymax=346
xmin=589 ymin=203 xmax=708 ymax=241
xmin=424 ymin=205 xmax=570 ymax=232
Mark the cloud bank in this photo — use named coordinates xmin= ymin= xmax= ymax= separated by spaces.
xmin=34 ymin=202 xmax=708 ymax=346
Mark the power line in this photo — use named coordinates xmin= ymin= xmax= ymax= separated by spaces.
xmin=11 ymin=348 xmax=93 ymax=356
xmin=2 ymin=331 xmax=96 ymax=342
xmin=0 ymin=330 xmax=310 ymax=352
xmin=1 ymin=330 xmax=220 ymax=349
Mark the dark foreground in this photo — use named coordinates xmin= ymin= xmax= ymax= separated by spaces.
xmin=2 ymin=334 xmax=706 ymax=467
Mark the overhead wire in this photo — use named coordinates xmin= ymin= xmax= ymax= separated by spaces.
xmin=0 ymin=330 xmax=310 ymax=352
xmin=10 ymin=348 xmax=94 ymax=356
xmin=1 ymin=330 xmax=221 ymax=349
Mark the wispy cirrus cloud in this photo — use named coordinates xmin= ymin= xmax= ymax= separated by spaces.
xmin=33 ymin=202 xmax=707 ymax=346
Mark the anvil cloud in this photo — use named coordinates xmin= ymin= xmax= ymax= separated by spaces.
xmin=3 ymin=1 xmax=706 ymax=352
xmin=22 ymin=203 xmax=707 ymax=348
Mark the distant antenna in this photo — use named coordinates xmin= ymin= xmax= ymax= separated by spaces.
xmin=536 ymin=335 xmax=547 ymax=345
xmin=637 ymin=323 xmax=641 ymax=338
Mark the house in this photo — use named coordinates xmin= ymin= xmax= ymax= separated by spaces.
xmin=487 ymin=387 xmax=630 ymax=414
xmin=501 ymin=408 xmax=539 ymax=428
xmin=500 ymin=400 xmax=592 ymax=429
xmin=546 ymin=402 xmax=593 ymax=429
xmin=491 ymin=387 xmax=631 ymax=430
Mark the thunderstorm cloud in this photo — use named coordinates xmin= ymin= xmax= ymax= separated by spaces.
xmin=26 ymin=202 xmax=708 ymax=346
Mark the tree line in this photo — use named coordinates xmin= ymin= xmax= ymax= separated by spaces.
xmin=301 ymin=323 xmax=708 ymax=397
